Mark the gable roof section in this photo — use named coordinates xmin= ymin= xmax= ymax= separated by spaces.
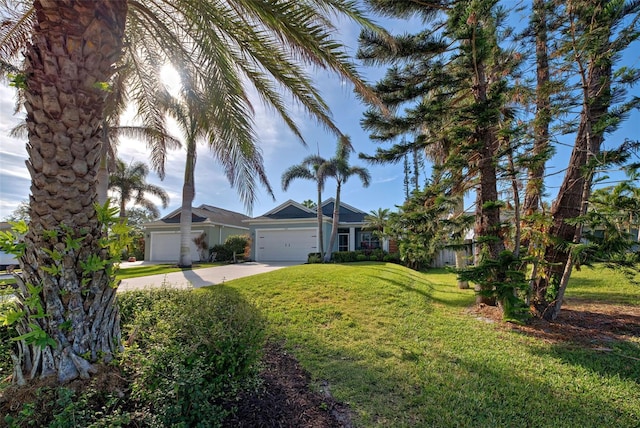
xmin=144 ymin=204 xmax=250 ymax=229
xmin=320 ymin=198 xmax=367 ymax=223
xmin=248 ymin=198 xmax=367 ymax=224
xmin=246 ymin=199 xmax=317 ymax=221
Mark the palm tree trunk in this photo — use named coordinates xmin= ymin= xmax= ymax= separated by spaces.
xmin=119 ymin=194 xmax=127 ymax=219
xmin=17 ymin=0 xmax=127 ymax=384
xmin=316 ymin=185 xmax=325 ymax=260
xmin=96 ymin=124 xmax=110 ymax=205
xmin=179 ymin=139 xmax=197 ymax=267
xmin=324 ymin=184 xmax=342 ymax=262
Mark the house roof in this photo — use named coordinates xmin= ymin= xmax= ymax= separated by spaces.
xmin=247 ymin=198 xmax=367 ymax=224
xmin=320 ymin=198 xmax=367 ymax=223
xmin=144 ymin=204 xmax=250 ymax=229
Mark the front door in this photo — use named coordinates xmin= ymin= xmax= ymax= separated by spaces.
xmin=338 ymin=233 xmax=349 ymax=252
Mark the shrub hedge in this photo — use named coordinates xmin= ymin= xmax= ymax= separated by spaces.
xmin=120 ymin=287 xmax=265 ymax=427
xmin=2 ymin=287 xmax=264 ymax=427
xmin=307 ymin=250 xmax=402 ymax=264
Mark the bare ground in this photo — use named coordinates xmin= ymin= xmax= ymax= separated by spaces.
xmin=467 ymin=299 xmax=640 ymax=349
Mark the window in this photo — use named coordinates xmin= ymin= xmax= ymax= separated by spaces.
xmin=359 ymin=232 xmax=380 ymax=250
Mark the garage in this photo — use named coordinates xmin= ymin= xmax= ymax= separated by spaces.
xmin=256 ymin=228 xmax=318 ymax=262
xmin=149 ymin=231 xmax=202 ymax=262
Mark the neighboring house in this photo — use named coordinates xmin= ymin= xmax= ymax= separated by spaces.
xmin=143 ymin=205 xmax=250 ymax=262
xmin=0 ymin=222 xmax=19 ymax=269
xmin=246 ymin=199 xmax=388 ymax=262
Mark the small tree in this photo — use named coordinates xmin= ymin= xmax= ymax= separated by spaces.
xmin=225 ymin=235 xmax=250 ymax=263
xmin=193 ymin=232 xmax=209 ymax=262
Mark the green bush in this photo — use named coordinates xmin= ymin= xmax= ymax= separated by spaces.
xmin=370 ymin=249 xmax=385 ymax=261
xmin=119 ymin=287 xmax=265 ymax=427
xmin=4 ymin=383 xmax=132 ymax=428
xmin=210 ymin=234 xmax=250 ymax=262
xmin=225 ymin=235 xmax=249 ymax=261
xmin=307 ymin=253 xmax=322 ymax=263
xmin=332 ymin=251 xmax=360 ymax=263
xmin=332 ymin=250 xmax=395 ymax=263
xmin=383 ymin=252 xmax=401 ymax=264
xmin=0 ymin=298 xmax=15 ymax=378
xmin=211 ymin=244 xmax=233 ymax=262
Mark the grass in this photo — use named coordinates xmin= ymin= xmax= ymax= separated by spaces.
xmin=114 ymin=262 xmax=223 ymax=280
xmin=216 ymin=262 xmax=640 ymax=427
xmin=568 ymin=265 xmax=640 ymax=305
xmin=0 ymin=262 xmax=223 ymax=287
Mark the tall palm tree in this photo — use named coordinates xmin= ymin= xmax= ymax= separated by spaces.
xmin=163 ymin=87 xmax=271 ymax=267
xmin=322 ymin=136 xmax=371 ymax=262
xmin=108 ymin=159 xmax=169 ymax=219
xmin=0 ymin=0 xmax=385 ymax=384
xmin=282 ymin=154 xmax=330 ymax=260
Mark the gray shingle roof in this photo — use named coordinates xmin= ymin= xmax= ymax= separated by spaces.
xmin=144 ymin=205 xmax=250 ymax=228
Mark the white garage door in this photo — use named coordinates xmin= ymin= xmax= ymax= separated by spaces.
xmin=150 ymin=231 xmax=201 ymax=262
xmin=256 ymin=229 xmax=317 ymax=262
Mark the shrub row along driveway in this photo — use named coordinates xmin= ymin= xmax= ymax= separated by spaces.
xmin=117 ymin=261 xmax=300 ymax=292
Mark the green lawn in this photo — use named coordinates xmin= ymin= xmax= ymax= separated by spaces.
xmin=216 ymin=262 xmax=640 ymax=427
xmin=568 ymin=265 xmax=640 ymax=305
xmin=0 ymin=262 xmax=223 ymax=288
xmin=114 ymin=262 xmax=223 ymax=280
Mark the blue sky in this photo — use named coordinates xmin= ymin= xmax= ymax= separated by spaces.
xmin=0 ymin=13 xmax=415 ymax=220
xmin=0 ymin=4 xmax=638 ymax=221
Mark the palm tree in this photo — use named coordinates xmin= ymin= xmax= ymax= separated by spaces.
xmin=282 ymin=154 xmax=330 ymax=260
xmin=108 ymin=159 xmax=169 ymax=219
xmin=322 ymin=136 xmax=371 ymax=262
xmin=302 ymin=199 xmax=317 ymax=210
xmin=163 ymin=87 xmax=271 ymax=268
xmin=364 ymin=208 xmax=390 ymax=241
xmin=0 ymin=0 xmax=385 ymax=384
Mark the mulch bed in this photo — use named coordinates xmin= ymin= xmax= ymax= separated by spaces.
xmin=467 ymin=299 xmax=640 ymax=349
xmin=223 ymin=341 xmax=353 ymax=428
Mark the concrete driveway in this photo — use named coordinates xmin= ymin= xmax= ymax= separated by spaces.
xmin=117 ymin=261 xmax=300 ymax=292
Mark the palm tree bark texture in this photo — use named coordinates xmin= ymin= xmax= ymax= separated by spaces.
xmin=17 ymin=0 xmax=127 ymax=383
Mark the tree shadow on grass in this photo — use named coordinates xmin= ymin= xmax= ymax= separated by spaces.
xmin=473 ymin=299 xmax=640 ymax=383
xmin=268 ymin=330 xmax=639 ymax=427
xmin=360 ymin=266 xmax=473 ymax=309
xmin=513 ymin=305 xmax=640 ymax=383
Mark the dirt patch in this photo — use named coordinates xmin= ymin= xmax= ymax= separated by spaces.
xmin=467 ymin=299 xmax=640 ymax=349
xmin=224 ymin=341 xmax=353 ymax=428
xmin=0 ymin=364 xmax=130 ymax=427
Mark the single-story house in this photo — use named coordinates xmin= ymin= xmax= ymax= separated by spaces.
xmin=143 ymin=205 xmax=250 ymax=262
xmin=245 ymin=198 xmax=388 ymax=262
